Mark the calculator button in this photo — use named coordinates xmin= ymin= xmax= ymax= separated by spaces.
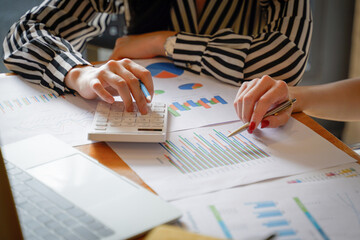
xmin=152 ymin=107 xmax=165 ymax=113
xmin=152 ymin=118 xmax=164 ymax=123
xmin=150 ymin=123 xmax=164 ymax=127
xmin=137 ymin=123 xmax=150 ymax=127
xmin=122 ymin=117 xmax=136 ymax=123
xmin=96 ymin=117 xmax=108 ymax=122
xmin=95 ymin=126 xmax=107 ymax=130
xmin=121 ymin=122 xmax=136 ymax=127
xmin=151 ymin=113 xmax=164 ymax=118
xmin=123 ymin=112 xmax=137 ymax=117
xmin=137 ymin=118 xmax=150 ymax=123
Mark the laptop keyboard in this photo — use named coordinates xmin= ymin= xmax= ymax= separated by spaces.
xmin=5 ymin=160 xmax=115 ymax=240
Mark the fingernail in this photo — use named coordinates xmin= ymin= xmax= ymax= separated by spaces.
xmin=248 ymin=122 xmax=256 ymax=134
xmin=261 ymin=120 xmax=269 ymax=129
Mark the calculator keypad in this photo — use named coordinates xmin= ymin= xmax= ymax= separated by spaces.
xmin=88 ymin=101 xmax=168 ymax=142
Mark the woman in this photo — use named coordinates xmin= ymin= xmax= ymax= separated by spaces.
xmin=3 ymin=0 xmax=312 ymax=113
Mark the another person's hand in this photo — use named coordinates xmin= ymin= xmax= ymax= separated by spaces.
xmin=234 ymin=75 xmax=293 ymax=133
xmin=109 ymin=31 xmax=176 ymax=60
xmin=64 ymin=59 xmax=153 ymax=114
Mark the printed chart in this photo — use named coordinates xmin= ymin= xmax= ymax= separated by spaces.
xmin=174 ymin=178 xmax=360 ymax=240
xmin=0 ymin=93 xmax=66 ymax=114
xmin=286 ymin=164 xmax=360 ymax=184
xmin=168 ymin=95 xmax=228 ymax=117
xmin=109 ymin=119 xmax=356 ymax=200
xmin=0 ymin=75 xmax=97 ymax=146
xmin=147 ymin=62 xmax=184 ymax=78
xmin=160 ymin=129 xmax=269 ymax=174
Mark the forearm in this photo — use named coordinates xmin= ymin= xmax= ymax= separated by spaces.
xmin=290 ymin=78 xmax=360 ymax=121
xmin=3 ymin=0 xmax=121 ymax=94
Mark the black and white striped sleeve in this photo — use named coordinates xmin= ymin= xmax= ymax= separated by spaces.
xmin=172 ymin=0 xmax=312 ymax=86
xmin=3 ymin=0 xmax=123 ymax=95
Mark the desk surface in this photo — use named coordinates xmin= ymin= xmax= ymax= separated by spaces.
xmin=75 ymin=112 xmax=360 ymax=191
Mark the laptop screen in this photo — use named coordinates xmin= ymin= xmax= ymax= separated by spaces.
xmin=0 ymin=148 xmax=24 ymax=239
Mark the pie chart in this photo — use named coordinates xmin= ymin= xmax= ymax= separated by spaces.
xmin=147 ymin=62 xmax=184 ymax=78
xmin=178 ymin=83 xmax=203 ymax=90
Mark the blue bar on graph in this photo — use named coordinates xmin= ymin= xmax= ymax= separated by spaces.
xmin=263 ymin=219 xmax=289 ymax=227
xmin=214 ymin=95 xmax=227 ymax=104
xmin=200 ymin=98 xmax=210 ymax=103
xmin=256 ymin=210 xmax=283 ymax=218
xmin=187 ymin=100 xmax=199 ymax=107
xmin=276 ymin=229 xmax=296 ymax=237
xmin=252 ymin=201 xmax=277 ymax=208
xmin=173 ymin=102 xmax=187 ymax=111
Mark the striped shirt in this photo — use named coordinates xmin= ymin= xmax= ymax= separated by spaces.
xmin=3 ymin=0 xmax=312 ymax=95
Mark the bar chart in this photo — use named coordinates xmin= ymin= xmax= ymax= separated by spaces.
xmin=160 ymin=128 xmax=269 ymax=174
xmin=0 ymin=93 xmax=65 ymax=114
xmin=286 ymin=166 xmax=360 ymax=184
xmin=168 ymin=95 xmax=228 ymax=117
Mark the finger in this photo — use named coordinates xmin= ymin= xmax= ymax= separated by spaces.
xmin=250 ymin=80 xmax=290 ymax=129
xmin=260 ymin=109 xmax=292 ymax=128
xmin=234 ymin=82 xmax=250 ymax=121
xmin=124 ymin=59 xmax=154 ymax=99
xmin=98 ymin=69 xmax=134 ymax=111
xmin=89 ymin=78 xmax=115 ymax=103
xmin=240 ymin=77 xmax=273 ymax=123
xmin=107 ymin=60 xmax=148 ymax=114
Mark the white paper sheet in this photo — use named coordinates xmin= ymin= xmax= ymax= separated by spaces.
xmin=172 ymin=177 xmax=360 ymax=240
xmin=109 ymin=119 xmax=356 ymax=200
xmin=134 ymin=58 xmax=239 ymax=132
xmin=0 ymin=75 xmax=97 ymax=146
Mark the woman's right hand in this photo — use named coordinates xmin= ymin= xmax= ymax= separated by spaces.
xmin=64 ymin=59 xmax=153 ymax=115
xmin=233 ymin=75 xmax=293 ymax=133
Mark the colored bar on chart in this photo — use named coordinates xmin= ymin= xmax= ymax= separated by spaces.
xmin=294 ymin=197 xmax=329 ymax=240
xmin=248 ymin=201 xmax=277 ymax=208
xmin=184 ymin=102 xmax=191 ymax=107
xmin=168 ymin=107 xmax=181 ymax=117
xmin=255 ymin=210 xmax=283 ymax=218
xmin=173 ymin=102 xmax=187 ymax=111
xmin=198 ymin=100 xmax=211 ymax=109
xmin=182 ymin=104 xmax=190 ymax=110
xmin=211 ymin=97 xmax=220 ymax=103
xmin=276 ymin=229 xmax=297 ymax=237
xmin=209 ymin=205 xmax=233 ymax=239
xmin=263 ymin=219 xmax=289 ymax=228
xmin=209 ymin=100 xmax=216 ymax=104
xmin=214 ymin=95 xmax=227 ymax=104
xmin=200 ymin=98 xmax=210 ymax=103
xmin=187 ymin=100 xmax=199 ymax=107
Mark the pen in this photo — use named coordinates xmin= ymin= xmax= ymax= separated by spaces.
xmin=227 ymin=98 xmax=297 ymax=137
xmin=139 ymin=80 xmax=152 ymax=102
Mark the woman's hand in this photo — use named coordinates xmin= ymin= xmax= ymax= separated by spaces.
xmin=109 ymin=31 xmax=176 ymax=60
xmin=234 ymin=75 xmax=293 ymax=133
xmin=64 ymin=59 xmax=153 ymax=114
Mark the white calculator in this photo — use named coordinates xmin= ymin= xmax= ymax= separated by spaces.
xmin=88 ymin=101 xmax=168 ymax=142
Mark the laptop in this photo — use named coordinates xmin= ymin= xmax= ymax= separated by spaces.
xmin=0 ymin=134 xmax=181 ymax=240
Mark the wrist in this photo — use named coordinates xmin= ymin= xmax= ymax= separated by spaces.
xmin=155 ymin=31 xmax=177 ymax=56
xmin=64 ymin=65 xmax=93 ymax=91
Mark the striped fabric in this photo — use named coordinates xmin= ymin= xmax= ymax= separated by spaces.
xmin=3 ymin=0 xmax=312 ymax=94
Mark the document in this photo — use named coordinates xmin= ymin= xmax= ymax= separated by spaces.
xmin=172 ymin=177 xmax=360 ymax=240
xmin=134 ymin=58 xmax=239 ymax=132
xmin=109 ymin=118 xmax=356 ymax=200
xmin=0 ymin=75 xmax=97 ymax=146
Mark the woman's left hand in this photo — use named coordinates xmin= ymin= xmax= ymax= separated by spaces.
xmin=234 ymin=75 xmax=293 ymax=133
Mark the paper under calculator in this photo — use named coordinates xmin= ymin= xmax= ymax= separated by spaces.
xmin=88 ymin=101 xmax=168 ymax=142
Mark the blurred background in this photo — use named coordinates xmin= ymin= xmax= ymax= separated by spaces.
xmin=1 ymin=0 xmax=359 ymax=148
